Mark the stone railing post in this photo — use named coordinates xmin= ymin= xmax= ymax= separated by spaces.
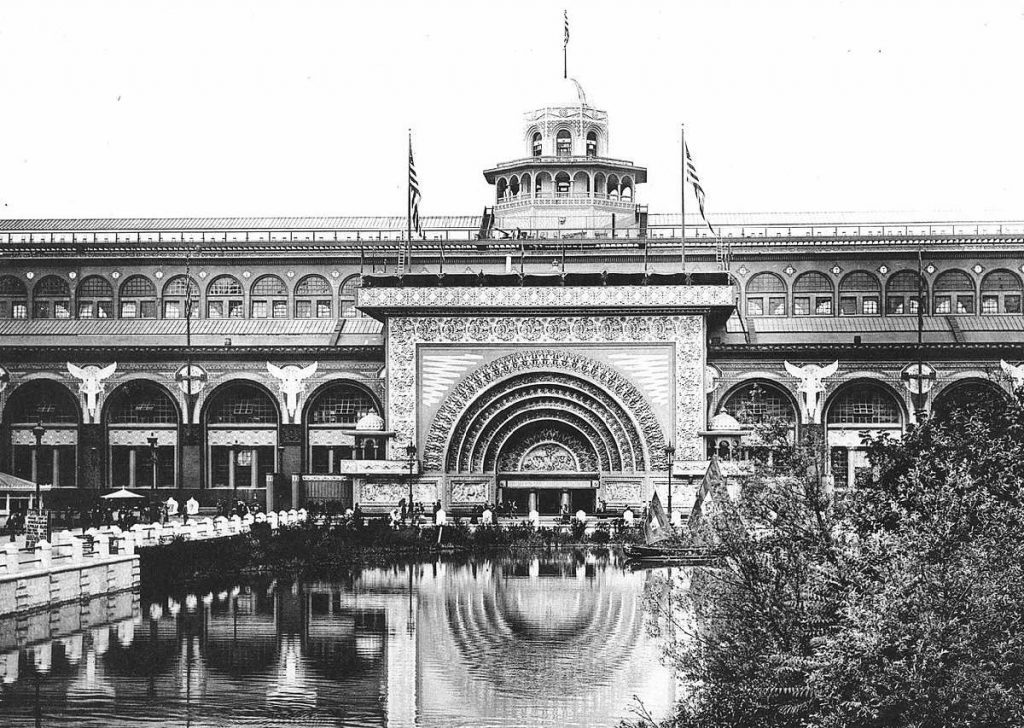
xmin=70 ymin=535 xmax=84 ymax=562
xmin=37 ymin=540 xmax=52 ymax=569
xmin=2 ymin=542 xmax=20 ymax=575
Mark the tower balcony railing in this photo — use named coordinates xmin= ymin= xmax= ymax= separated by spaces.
xmin=487 ymin=154 xmax=642 ymax=170
xmin=495 ymin=192 xmax=637 ymax=212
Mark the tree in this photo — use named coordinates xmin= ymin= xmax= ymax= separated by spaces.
xmin=634 ymin=392 xmax=1024 ymax=728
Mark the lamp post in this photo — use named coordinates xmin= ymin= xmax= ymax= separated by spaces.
xmin=147 ymin=431 xmax=159 ymax=491
xmin=31 ymin=419 xmax=46 ymax=511
xmin=664 ymin=442 xmax=676 ymax=525
xmin=405 ymin=443 xmax=417 ymax=523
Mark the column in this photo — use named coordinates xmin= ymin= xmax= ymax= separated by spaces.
xmin=128 ymin=449 xmax=137 ymax=488
xmin=327 ymin=448 xmax=335 ymax=474
xmin=52 ymin=448 xmax=60 ymax=488
xmin=528 ymin=489 xmax=538 ymax=513
xmin=228 ymin=447 xmax=236 ymax=492
xmin=250 ymin=449 xmax=258 ymax=490
xmin=265 ymin=473 xmax=275 ymax=513
xmin=31 ymin=445 xmax=39 ymax=486
xmin=291 ymin=474 xmax=301 ymax=509
xmin=561 ymin=489 xmax=570 ymax=510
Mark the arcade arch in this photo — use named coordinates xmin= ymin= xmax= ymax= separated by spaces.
xmin=203 ymin=381 xmax=280 ymax=491
xmin=103 ymin=380 xmax=180 ymax=488
xmin=2 ymin=379 xmax=80 ymax=489
xmin=303 ymin=380 xmax=383 ymax=473
xmin=825 ymin=380 xmax=904 ymax=488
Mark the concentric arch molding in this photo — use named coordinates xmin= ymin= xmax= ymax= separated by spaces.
xmin=360 ymin=284 xmax=734 ymax=313
xmin=385 ymin=313 xmax=707 ymax=464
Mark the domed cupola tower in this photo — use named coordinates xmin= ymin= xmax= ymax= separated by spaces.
xmin=482 ymin=77 xmax=647 ymax=231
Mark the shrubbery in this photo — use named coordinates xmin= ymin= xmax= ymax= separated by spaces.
xmin=631 ymin=391 xmax=1024 ymax=728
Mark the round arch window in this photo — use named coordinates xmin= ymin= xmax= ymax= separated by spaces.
xmin=793 ymin=272 xmax=833 ymax=316
xmin=746 ymin=273 xmax=787 ymax=316
xmin=838 ymin=271 xmax=881 ymax=316
xmin=555 ymin=129 xmax=572 ymax=156
xmin=33 ymin=276 xmax=71 ymax=319
xmin=77 ymin=276 xmax=113 ymax=319
xmin=119 ymin=275 xmax=157 ymax=319
xmin=207 ymin=275 xmax=244 ymax=319
xmin=980 ymin=269 xmax=1022 ymax=314
xmin=885 ymin=270 xmax=927 ymax=315
xmin=933 ymin=270 xmax=975 ymax=314
xmin=0 ymin=276 xmax=29 ymax=319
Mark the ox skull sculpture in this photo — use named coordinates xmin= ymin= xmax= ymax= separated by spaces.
xmin=1000 ymin=360 xmax=1024 ymax=391
xmin=783 ymin=360 xmax=839 ymax=424
xmin=66 ymin=362 xmax=117 ymax=422
xmin=266 ymin=361 xmax=318 ymax=424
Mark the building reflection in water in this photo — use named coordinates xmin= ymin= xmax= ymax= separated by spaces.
xmin=0 ymin=551 xmax=673 ymax=727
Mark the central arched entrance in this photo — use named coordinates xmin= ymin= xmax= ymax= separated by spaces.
xmin=425 ymin=350 xmax=666 ymax=515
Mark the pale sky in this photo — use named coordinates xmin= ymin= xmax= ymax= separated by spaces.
xmin=2 ymin=0 xmax=1023 ymax=221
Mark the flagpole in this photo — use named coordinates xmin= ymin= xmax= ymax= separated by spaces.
xmin=406 ymin=130 xmax=412 ymax=276
xmin=680 ymin=123 xmax=686 ymax=272
xmin=563 ymin=10 xmax=568 ymax=79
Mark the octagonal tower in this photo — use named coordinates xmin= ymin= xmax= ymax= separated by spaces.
xmin=482 ymin=77 xmax=647 ymax=232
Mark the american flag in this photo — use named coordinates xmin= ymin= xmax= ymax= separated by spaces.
xmin=564 ymin=10 xmax=569 ymax=47
xmin=685 ymin=141 xmax=716 ymax=236
xmin=409 ymin=138 xmax=424 ymax=240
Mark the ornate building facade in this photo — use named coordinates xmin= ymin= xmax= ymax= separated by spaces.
xmin=1 ymin=77 xmax=1022 ymax=516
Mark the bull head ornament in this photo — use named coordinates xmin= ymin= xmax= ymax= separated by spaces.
xmin=266 ymin=362 xmax=318 ymax=424
xmin=783 ymin=360 xmax=839 ymax=424
xmin=67 ymin=362 xmax=117 ymax=422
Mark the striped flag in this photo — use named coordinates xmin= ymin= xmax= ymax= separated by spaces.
xmin=564 ymin=9 xmax=569 ymax=47
xmin=408 ymin=137 xmax=424 ymax=240
xmin=684 ymin=141 xmax=716 ymax=236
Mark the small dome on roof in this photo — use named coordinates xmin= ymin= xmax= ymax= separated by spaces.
xmin=709 ymin=412 xmax=743 ymax=431
xmin=355 ymin=411 xmax=385 ymax=431
xmin=532 ymin=76 xmax=589 ymax=109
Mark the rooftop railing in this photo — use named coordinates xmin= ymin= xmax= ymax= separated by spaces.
xmin=2 ymin=220 xmax=1024 ymax=250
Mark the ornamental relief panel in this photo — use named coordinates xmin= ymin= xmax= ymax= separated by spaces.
xmin=601 ymin=478 xmax=644 ymax=504
xmin=358 ymin=481 xmax=438 ymax=505
xmin=386 ymin=314 xmax=705 ymax=466
xmin=450 ymin=479 xmax=489 ymax=503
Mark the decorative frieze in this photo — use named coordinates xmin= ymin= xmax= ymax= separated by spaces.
xmin=360 ymin=285 xmax=733 ymax=312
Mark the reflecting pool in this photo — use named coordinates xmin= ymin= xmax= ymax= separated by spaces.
xmin=0 ymin=550 xmax=674 ymax=727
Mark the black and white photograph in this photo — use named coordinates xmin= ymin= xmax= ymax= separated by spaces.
xmin=2 ymin=1 xmax=1024 ymax=726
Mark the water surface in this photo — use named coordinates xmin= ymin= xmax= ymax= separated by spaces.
xmin=0 ymin=550 xmax=674 ymax=727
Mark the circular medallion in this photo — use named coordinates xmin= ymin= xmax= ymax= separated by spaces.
xmin=571 ymin=318 xmax=597 ymax=340
xmin=416 ymin=319 xmax=440 ymax=341
xmin=545 ymin=318 xmax=570 ymax=340
xmin=652 ymin=318 xmax=674 ymax=339
xmin=441 ymin=319 xmax=467 ymax=340
xmin=600 ymin=318 xmax=623 ymax=340
xmin=626 ymin=318 xmax=650 ymax=340
xmin=467 ymin=318 xmax=492 ymax=341
xmin=520 ymin=319 xmax=544 ymax=341
xmin=493 ymin=319 xmax=517 ymax=341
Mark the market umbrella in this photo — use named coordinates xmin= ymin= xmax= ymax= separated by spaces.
xmin=101 ymin=488 xmax=146 ymax=500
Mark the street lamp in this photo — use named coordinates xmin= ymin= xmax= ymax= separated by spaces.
xmin=32 ymin=419 xmax=46 ymax=511
xmin=664 ymin=442 xmax=676 ymax=525
xmin=405 ymin=443 xmax=417 ymax=523
xmin=147 ymin=431 xmax=159 ymax=491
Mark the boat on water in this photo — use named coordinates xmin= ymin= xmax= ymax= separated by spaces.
xmin=624 ymin=491 xmax=717 ymax=564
